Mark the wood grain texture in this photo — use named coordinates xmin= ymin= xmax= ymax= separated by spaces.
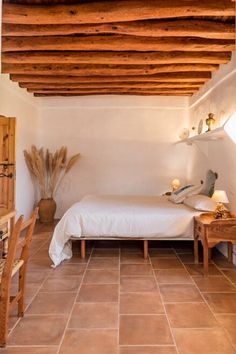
xmin=2 ymin=20 xmax=235 ymax=39
xmin=10 ymin=72 xmax=212 ymax=83
xmin=2 ymin=64 xmax=219 ymax=76
xmin=2 ymin=35 xmax=235 ymax=52
xmin=2 ymin=51 xmax=231 ymax=65
xmin=3 ymin=1 xmax=235 ymax=24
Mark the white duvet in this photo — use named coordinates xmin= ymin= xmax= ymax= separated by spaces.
xmin=49 ymin=195 xmax=200 ymax=266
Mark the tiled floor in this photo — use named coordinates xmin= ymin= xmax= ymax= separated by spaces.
xmin=1 ymin=223 xmax=236 ymax=353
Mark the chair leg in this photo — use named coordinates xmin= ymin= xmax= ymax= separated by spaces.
xmin=0 ymin=298 xmax=10 ymax=347
xmin=18 ymin=267 xmax=26 ymax=317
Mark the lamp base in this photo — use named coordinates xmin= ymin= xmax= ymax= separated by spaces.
xmin=214 ymin=203 xmax=231 ymax=219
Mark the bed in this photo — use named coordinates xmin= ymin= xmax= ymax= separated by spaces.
xmin=49 ymin=194 xmax=202 ymax=267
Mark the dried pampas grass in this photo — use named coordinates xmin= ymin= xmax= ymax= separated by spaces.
xmin=24 ymin=146 xmax=80 ymax=198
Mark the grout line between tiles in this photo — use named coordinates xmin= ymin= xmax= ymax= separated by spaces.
xmin=56 ymin=243 xmax=94 ymax=354
xmin=174 ymin=248 xmax=236 ymax=352
xmin=150 ymin=249 xmax=180 ymax=354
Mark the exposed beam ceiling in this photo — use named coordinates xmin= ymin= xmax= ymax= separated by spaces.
xmin=1 ymin=0 xmax=235 ymax=97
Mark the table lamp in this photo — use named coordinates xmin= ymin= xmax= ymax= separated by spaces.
xmin=171 ymin=179 xmax=181 ymax=191
xmin=211 ymin=190 xmax=229 ymax=219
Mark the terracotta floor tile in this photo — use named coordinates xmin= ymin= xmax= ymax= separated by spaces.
xmin=159 ymin=284 xmax=203 ymax=302
xmin=26 ymin=292 xmax=76 ymax=314
xmin=120 ymin=276 xmax=157 ymax=292
xmin=119 ymin=346 xmax=177 ymax=354
xmin=155 ymin=269 xmax=193 ymax=284
xmin=88 ymin=257 xmax=119 ymax=269
xmin=8 ymin=315 xmax=68 ymax=345
xmin=173 ymin=328 xmax=235 ymax=354
xmin=83 ymin=269 xmax=119 ymax=284
xmin=59 ymin=329 xmax=117 ymax=354
xmin=185 ymin=263 xmax=221 ymax=276
xmin=40 ymin=276 xmax=82 ymax=292
xmin=178 ymin=254 xmax=203 ymax=264
xmin=193 ymin=276 xmax=236 ymax=292
xmin=149 ymin=248 xmax=176 ymax=257
xmin=28 ymin=257 xmax=52 ymax=272
xmin=151 ymin=258 xmax=184 ymax=270
xmin=119 ymin=314 xmax=173 ymax=345
xmin=12 ymin=271 xmax=48 ymax=286
xmin=0 ymin=348 xmax=58 ymax=354
xmin=165 ymin=302 xmax=218 ymax=328
xmin=120 ymin=292 xmax=164 ymax=314
xmin=77 ymin=284 xmax=119 ymax=302
xmin=215 ymin=314 xmax=236 ymax=345
xmin=204 ymin=293 xmax=236 ymax=313
xmin=222 ymin=270 xmax=236 ymax=283
xmin=92 ymin=249 xmax=119 ymax=257
xmin=213 ymin=258 xmax=236 ymax=269
xmin=120 ymin=264 xmax=153 ymax=276
xmin=50 ymin=264 xmax=86 ymax=277
xmin=68 ymin=302 xmax=118 ymax=329
xmin=121 ymin=248 xmax=143 ymax=255
xmin=120 ymin=254 xmax=150 ymax=264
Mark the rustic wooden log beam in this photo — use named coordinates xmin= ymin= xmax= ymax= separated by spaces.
xmin=34 ymin=93 xmax=193 ymax=97
xmin=2 ymin=64 xmax=219 ymax=76
xmin=2 ymin=35 xmax=235 ymax=52
xmin=11 ymin=72 xmax=212 ymax=83
xmin=3 ymin=1 xmax=235 ymax=25
xmin=19 ymin=82 xmax=202 ymax=89
xmin=2 ymin=20 xmax=235 ymax=39
xmin=2 ymin=51 xmax=231 ymax=65
xmin=28 ymin=88 xmax=198 ymax=95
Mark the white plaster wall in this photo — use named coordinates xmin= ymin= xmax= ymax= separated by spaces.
xmin=39 ymin=96 xmax=190 ymax=217
xmin=188 ymin=53 xmax=236 ymax=261
xmin=0 ymin=75 xmax=41 ymax=218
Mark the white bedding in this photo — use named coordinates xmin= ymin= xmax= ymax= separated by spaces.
xmin=49 ymin=195 xmax=200 ymax=266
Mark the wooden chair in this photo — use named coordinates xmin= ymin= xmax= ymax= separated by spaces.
xmin=0 ymin=208 xmax=38 ymax=347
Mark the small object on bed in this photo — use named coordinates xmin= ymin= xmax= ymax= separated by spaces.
xmin=183 ymin=194 xmax=216 ymax=211
xmin=169 ymin=184 xmax=202 ymax=204
xmin=201 ymin=169 xmax=218 ymax=197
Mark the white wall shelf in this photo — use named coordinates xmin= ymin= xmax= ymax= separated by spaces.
xmin=177 ymin=127 xmax=226 ymax=145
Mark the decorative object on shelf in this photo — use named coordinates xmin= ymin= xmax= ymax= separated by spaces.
xmin=211 ymin=190 xmax=230 ymax=219
xmin=197 ymin=119 xmax=203 ymax=134
xmin=224 ymin=111 xmax=236 ymax=144
xmin=171 ymin=178 xmax=181 ymax=191
xmin=178 ymin=128 xmax=190 ymax=140
xmin=206 ymin=113 xmax=216 ymax=132
xmin=24 ymin=146 xmax=80 ymax=223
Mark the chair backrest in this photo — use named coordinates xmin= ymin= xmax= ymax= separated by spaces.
xmin=1 ymin=216 xmax=23 ymax=288
xmin=18 ymin=207 xmax=38 ymax=263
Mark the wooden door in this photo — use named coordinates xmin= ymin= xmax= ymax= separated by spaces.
xmin=0 ymin=116 xmax=16 ymax=215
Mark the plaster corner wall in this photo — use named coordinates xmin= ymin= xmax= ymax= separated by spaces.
xmin=0 ymin=75 xmax=41 ymax=218
xmin=39 ymin=95 xmax=190 ymax=217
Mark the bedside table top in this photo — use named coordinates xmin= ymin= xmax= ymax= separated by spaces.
xmin=195 ymin=212 xmax=236 ymax=225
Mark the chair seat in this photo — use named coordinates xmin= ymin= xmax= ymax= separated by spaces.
xmin=0 ymin=259 xmax=24 ymax=281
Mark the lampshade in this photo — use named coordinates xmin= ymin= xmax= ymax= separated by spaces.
xmin=212 ymin=190 xmax=229 ymax=204
xmin=171 ymin=178 xmax=180 ymax=190
xmin=224 ymin=112 xmax=236 ymax=143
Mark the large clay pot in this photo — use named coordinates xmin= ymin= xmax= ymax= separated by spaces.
xmin=38 ymin=198 xmax=56 ymax=223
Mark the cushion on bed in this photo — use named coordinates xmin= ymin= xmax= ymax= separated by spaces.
xmin=183 ymin=194 xmax=217 ymax=211
xmin=169 ymin=184 xmax=203 ymax=204
xmin=201 ymin=170 xmax=218 ymax=197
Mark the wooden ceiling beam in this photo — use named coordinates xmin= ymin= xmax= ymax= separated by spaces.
xmin=34 ymin=93 xmax=193 ymax=97
xmin=2 ymin=51 xmax=231 ymax=65
xmin=2 ymin=35 xmax=235 ymax=52
xmin=3 ymin=1 xmax=235 ymax=25
xmin=19 ymin=82 xmax=202 ymax=90
xmin=3 ymin=63 xmax=219 ymax=76
xmin=10 ymin=72 xmax=212 ymax=83
xmin=2 ymin=20 xmax=235 ymax=39
xmin=28 ymin=89 xmax=198 ymax=95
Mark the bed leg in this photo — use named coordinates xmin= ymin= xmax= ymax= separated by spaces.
xmin=81 ymin=240 xmax=86 ymax=259
xmin=143 ymin=240 xmax=148 ymax=259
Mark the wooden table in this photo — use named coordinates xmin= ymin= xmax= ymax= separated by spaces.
xmin=194 ymin=213 xmax=236 ymax=275
xmin=0 ymin=210 xmax=15 ymax=257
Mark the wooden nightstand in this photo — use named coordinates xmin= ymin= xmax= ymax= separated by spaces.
xmin=194 ymin=213 xmax=236 ymax=275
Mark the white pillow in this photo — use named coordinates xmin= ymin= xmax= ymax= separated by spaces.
xmin=183 ymin=194 xmax=216 ymax=211
xmin=169 ymin=184 xmax=203 ymax=204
